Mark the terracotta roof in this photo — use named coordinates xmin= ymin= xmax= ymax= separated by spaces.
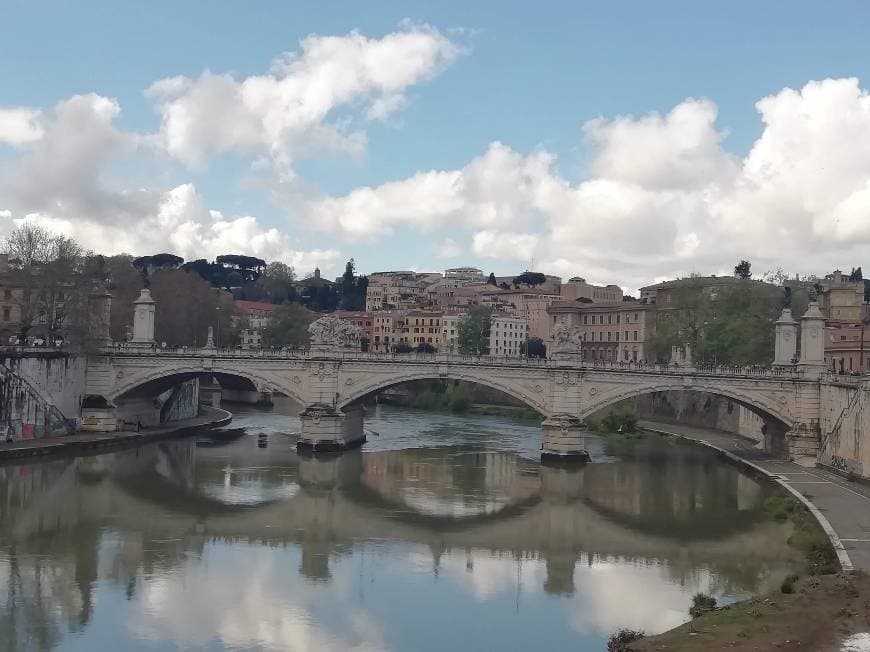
xmin=234 ymin=300 xmax=279 ymax=314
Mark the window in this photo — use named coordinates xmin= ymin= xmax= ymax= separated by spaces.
xmin=607 ymin=332 xmax=611 ymax=341
xmin=608 ymin=314 xmax=612 ymax=324
xmin=1 ymin=308 xmax=8 ymax=322
xmin=615 ymin=332 xmax=619 ymax=341
xmin=616 ymin=314 xmax=621 ymax=324
xmin=2 ymin=290 xmax=9 ymax=300
xmin=634 ymin=330 xmax=638 ymax=341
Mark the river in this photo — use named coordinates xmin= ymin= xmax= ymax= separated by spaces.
xmin=0 ymin=399 xmax=805 ymax=651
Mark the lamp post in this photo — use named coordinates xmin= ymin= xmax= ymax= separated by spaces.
xmin=215 ymin=305 xmax=221 ymax=349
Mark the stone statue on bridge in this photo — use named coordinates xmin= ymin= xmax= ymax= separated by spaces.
xmin=309 ymin=316 xmax=361 ymax=349
xmin=552 ymin=321 xmax=583 ymax=354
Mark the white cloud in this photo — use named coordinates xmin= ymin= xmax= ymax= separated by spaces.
xmin=147 ymin=22 xmax=462 ymax=171
xmin=0 ymin=108 xmax=44 ymax=146
xmin=433 ymin=237 xmax=462 ymax=258
xmin=0 ymin=96 xmax=340 ymax=273
xmin=302 ymin=77 xmax=870 ymax=289
xmin=0 ymin=185 xmax=340 ymax=272
xmin=471 ymin=230 xmax=539 ymax=263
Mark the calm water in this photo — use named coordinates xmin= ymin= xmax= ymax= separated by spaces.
xmin=0 ymin=400 xmax=804 ymax=652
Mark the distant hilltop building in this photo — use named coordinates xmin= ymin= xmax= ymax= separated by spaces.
xmin=444 ymin=267 xmax=485 ymax=282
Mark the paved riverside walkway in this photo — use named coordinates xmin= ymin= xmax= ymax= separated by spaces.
xmin=641 ymin=420 xmax=870 ymax=572
xmin=0 ymin=407 xmax=232 ymax=461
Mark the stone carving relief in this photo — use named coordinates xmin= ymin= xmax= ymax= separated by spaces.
xmin=309 ymin=316 xmax=361 ymax=348
xmin=552 ymin=322 xmax=583 ymax=352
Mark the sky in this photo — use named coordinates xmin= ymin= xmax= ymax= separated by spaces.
xmin=2 ymin=0 xmax=870 ymax=291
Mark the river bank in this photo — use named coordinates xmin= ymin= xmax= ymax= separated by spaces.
xmin=608 ymin=422 xmax=870 ymax=651
xmin=0 ymin=405 xmax=232 ymax=461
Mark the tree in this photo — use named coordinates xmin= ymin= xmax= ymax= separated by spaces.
xmin=576 ymin=297 xmax=593 ymax=303
xmin=133 ymin=253 xmax=184 ymax=283
xmin=216 ymin=254 xmax=267 ymax=283
xmin=850 ymin=266 xmax=863 ymax=282
xmin=338 ymin=258 xmax=367 ymax=310
xmin=457 ymin=306 xmax=492 ymax=355
xmin=257 ymin=262 xmax=296 ymax=304
xmin=3 ymin=223 xmax=99 ymax=345
xmin=393 ymin=343 xmax=412 ymax=353
xmin=487 ymin=272 xmax=497 ymax=286
xmin=734 ymin=260 xmax=752 ymax=279
xmin=416 ymin=342 xmax=436 ymax=353
xmin=648 ymin=280 xmax=811 ymax=365
xmin=104 ymin=255 xmax=144 ymax=341
xmin=513 ymin=271 xmax=547 ymax=287
xmin=520 ymin=337 xmax=546 ymax=358
xmin=499 ymin=282 xmax=510 ymax=290
xmin=149 ymin=270 xmax=239 ymax=347
xmin=261 ymin=303 xmax=313 ymax=349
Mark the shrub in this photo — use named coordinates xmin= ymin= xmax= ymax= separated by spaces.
xmin=601 ymin=406 xmax=640 ymax=433
xmin=607 ymin=629 xmax=645 ymax=651
xmin=689 ymin=592 xmax=717 ymax=618
xmin=780 ymin=574 xmax=799 ymax=594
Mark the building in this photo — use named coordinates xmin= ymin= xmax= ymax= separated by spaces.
xmin=489 ymin=314 xmax=529 ymax=357
xmin=371 ymin=311 xmax=408 ymax=352
xmin=560 ymin=277 xmax=623 ymax=303
xmin=366 ymin=271 xmax=441 ymax=312
xmin=818 ymin=270 xmax=865 ymax=323
xmin=481 ymin=289 xmax=560 ymax=340
xmin=444 ymin=267 xmax=485 ymax=283
xmin=824 ymin=321 xmax=870 ymax=374
xmin=494 ymin=274 xmax=562 ymax=295
xmin=547 ymin=301 xmax=656 ymax=362
xmin=406 ymin=310 xmax=443 ymax=348
xmin=234 ymin=300 xmax=278 ymax=349
xmin=441 ymin=313 xmax=463 ymax=353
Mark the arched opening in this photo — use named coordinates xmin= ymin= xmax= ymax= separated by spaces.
xmin=584 ymin=387 xmax=791 ymax=456
xmin=112 ymin=367 xmax=305 ymax=429
xmin=338 ymin=374 xmax=549 ymax=416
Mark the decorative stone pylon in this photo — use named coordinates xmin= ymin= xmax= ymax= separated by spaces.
xmin=773 ymin=307 xmax=798 ymax=366
xmin=205 ymin=325 xmax=215 ymax=349
xmin=798 ymin=301 xmax=826 ymax=374
xmin=129 ymin=288 xmax=156 ymax=346
xmin=88 ymin=288 xmax=112 ymax=347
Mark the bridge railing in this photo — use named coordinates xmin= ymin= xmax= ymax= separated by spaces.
xmin=99 ymin=343 xmax=814 ymax=379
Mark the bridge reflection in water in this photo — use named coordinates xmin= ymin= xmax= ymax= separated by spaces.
xmin=0 ymin=429 xmax=804 ymax=651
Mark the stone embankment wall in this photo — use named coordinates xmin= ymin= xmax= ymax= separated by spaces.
xmin=115 ymin=378 xmax=200 ymax=428
xmin=819 ymin=381 xmax=869 ymax=479
xmin=0 ymin=352 xmax=86 ymax=437
xmin=601 ymin=391 xmax=764 ymax=443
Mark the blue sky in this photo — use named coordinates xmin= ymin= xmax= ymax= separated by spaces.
xmin=2 ymin=0 xmax=870 ymax=289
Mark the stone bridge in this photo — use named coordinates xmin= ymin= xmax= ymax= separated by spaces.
xmin=77 ymin=292 xmax=852 ymax=462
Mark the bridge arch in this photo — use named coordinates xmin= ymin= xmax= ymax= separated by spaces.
xmin=336 ymin=369 xmax=550 ymax=416
xmin=580 ymin=378 xmax=794 ymax=451
xmin=109 ymin=362 xmax=305 ymax=406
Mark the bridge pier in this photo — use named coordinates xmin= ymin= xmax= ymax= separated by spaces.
xmin=541 ymin=416 xmax=590 ymax=464
xmin=297 ymin=404 xmax=366 ymax=454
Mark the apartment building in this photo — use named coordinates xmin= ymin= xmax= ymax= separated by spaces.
xmin=548 ymin=301 xmax=656 ymax=362
xmin=490 ymin=314 xmax=529 ymax=357
xmin=234 ymin=300 xmax=278 ymax=349
xmin=441 ymin=313 xmax=463 ymax=353
xmin=406 ymin=310 xmax=443 ymax=348
xmin=366 ymin=271 xmax=442 ymax=311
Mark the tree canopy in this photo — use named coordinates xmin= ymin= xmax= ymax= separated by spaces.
xmin=512 ymin=271 xmax=547 ymax=287
xmin=648 ymin=279 xmax=810 ymax=365
xmin=261 ymin=303 xmax=313 ymax=349
xmin=457 ymin=306 xmax=492 ymax=355
xmin=520 ymin=337 xmax=546 ymax=358
xmin=734 ymin=260 xmax=752 ymax=279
